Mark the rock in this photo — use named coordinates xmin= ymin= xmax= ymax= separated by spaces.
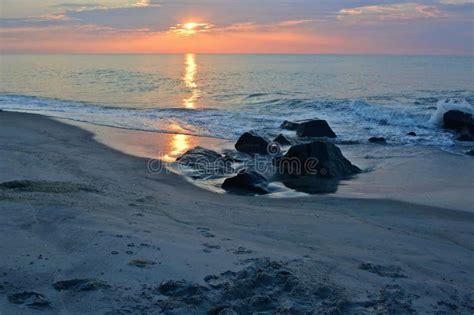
xmin=235 ymin=132 xmax=270 ymax=155
xmin=280 ymin=120 xmax=299 ymax=130
xmin=443 ymin=110 xmax=474 ymax=132
xmin=296 ymin=120 xmax=337 ymax=138
xmin=273 ymin=134 xmax=291 ymax=146
xmin=177 ymin=146 xmax=222 ymax=162
xmin=8 ymin=292 xmax=50 ymax=309
xmin=177 ymin=147 xmax=232 ymax=174
xmin=407 ymin=132 xmax=417 ymax=136
xmin=222 ymin=170 xmax=269 ymax=195
xmin=457 ymin=128 xmax=474 ymax=141
xmin=53 ymin=278 xmax=110 ymax=291
xmin=276 ymin=141 xmax=360 ymax=178
xmin=369 ymin=137 xmax=386 ymax=144
xmin=466 ymin=149 xmax=474 ymax=156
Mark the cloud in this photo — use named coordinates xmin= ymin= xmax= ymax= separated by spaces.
xmin=338 ymin=3 xmax=445 ymax=21
xmin=277 ymin=19 xmax=315 ymax=27
xmin=439 ymin=0 xmax=474 ymax=4
xmin=57 ymin=0 xmax=158 ymax=12
xmin=169 ymin=22 xmax=214 ymax=36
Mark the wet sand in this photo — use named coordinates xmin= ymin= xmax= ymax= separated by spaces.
xmin=0 ymin=111 xmax=473 ymax=314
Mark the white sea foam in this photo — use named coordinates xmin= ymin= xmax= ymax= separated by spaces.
xmin=428 ymin=99 xmax=474 ymax=127
xmin=0 ymin=93 xmax=472 ymax=147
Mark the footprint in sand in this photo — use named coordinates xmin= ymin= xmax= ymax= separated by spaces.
xmin=358 ymin=263 xmax=407 ymax=278
xmin=8 ymin=292 xmax=51 ymax=309
xmin=197 ymin=227 xmax=215 ymax=238
xmin=0 ymin=180 xmax=98 ymax=194
xmin=202 ymin=243 xmax=221 ymax=253
xmin=228 ymin=247 xmax=253 ymax=255
xmin=128 ymin=259 xmax=156 ymax=268
xmin=53 ymin=279 xmax=110 ymax=291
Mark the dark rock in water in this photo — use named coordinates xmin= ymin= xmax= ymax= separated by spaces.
xmin=235 ymin=132 xmax=270 ymax=155
xmin=8 ymin=292 xmax=50 ymax=309
xmin=177 ymin=147 xmax=232 ymax=175
xmin=443 ymin=110 xmax=474 ymax=132
xmin=222 ymin=170 xmax=269 ymax=195
xmin=407 ymin=132 xmax=417 ymax=136
xmin=466 ymin=149 xmax=474 ymax=156
xmin=280 ymin=120 xmax=299 ymax=131
xmin=296 ymin=120 xmax=337 ymax=138
xmin=273 ymin=134 xmax=291 ymax=146
xmin=457 ymin=128 xmax=474 ymax=142
xmin=177 ymin=146 xmax=222 ymax=162
xmin=53 ymin=279 xmax=110 ymax=291
xmin=369 ymin=137 xmax=387 ymax=144
xmin=276 ymin=141 xmax=360 ymax=178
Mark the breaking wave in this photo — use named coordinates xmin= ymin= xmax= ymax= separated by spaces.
xmin=1 ymin=93 xmax=472 ymax=146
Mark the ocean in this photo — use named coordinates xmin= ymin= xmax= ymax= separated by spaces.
xmin=1 ymin=54 xmax=473 ymax=147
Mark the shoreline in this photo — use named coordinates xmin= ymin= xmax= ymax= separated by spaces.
xmin=61 ymin=113 xmax=474 ymax=211
xmin=1 ymin=111 xmax=473 ymax=313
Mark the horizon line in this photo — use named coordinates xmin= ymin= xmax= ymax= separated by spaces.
xmin=2 ymin=52 xmax=473 ymax=57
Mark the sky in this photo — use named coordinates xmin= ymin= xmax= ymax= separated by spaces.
xmin=1 ymin=0 xmax=473 ymax=54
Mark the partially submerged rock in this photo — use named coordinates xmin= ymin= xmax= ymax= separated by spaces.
xmin=273 ymin=134 xmax=291 ymax=146
xmin=296 ymin=120 xmax=337 ymax=138
xmin=443 ymin=110 xmax=474 ymax=141
xmin=407 ymin=132 xmax=417 ymax=136
xmin=281 ymin=119 xmax=337 ymax=138
xmin=177 ymin=147 xmax=232 ymax=175
xmin=222 ymin=170 xmax=269 ymax=195
xmin=8 ymin=292 xmax=50 ymax=309
xmin=443 ymin=110 xmax=473 ymax=132
xmin=276 ymin=141 xmax=360 ymax=178
xmin=235 ymin=132 xmax=270 ymax=155
xmin=457 ymin=128 xmax=474 ymax=141
xmin=369 ymin=137 xmax=387 ymax=144
xmin=280 ymin=120 xmax=299 ymax=131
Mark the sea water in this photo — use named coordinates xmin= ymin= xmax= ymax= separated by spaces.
xmin=1 ymin=54 xmax=473 ymax=146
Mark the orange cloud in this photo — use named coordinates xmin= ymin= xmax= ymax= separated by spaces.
xmin=339 ymin=3 xmax=445 ymax=21
xmin=168 ymin=22 xmax=214 ymax=36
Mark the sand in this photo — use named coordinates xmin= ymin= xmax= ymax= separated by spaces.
xmin=0 ymin=111 xmax=473 ymax=314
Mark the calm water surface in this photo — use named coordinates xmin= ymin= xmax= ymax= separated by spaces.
xmin=1 ymin=54 xmax=473 ymax=146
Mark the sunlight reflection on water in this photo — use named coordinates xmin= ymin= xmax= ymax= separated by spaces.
xmin=183 ymin=53 xmax=201 ymax=109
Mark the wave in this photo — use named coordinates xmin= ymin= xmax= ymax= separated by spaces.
xmin=428 ymin=99 xmax=474 ymax=127
xmin=1 ymin=93 xmax=472 ymax=146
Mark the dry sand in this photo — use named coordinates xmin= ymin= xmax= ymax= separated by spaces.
xmin=0 ymin=111 xmax=473 ymax=314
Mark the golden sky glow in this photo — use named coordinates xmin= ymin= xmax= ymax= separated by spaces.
xmin=169 ymin=22 xmax=214 ymax=36
xmin=1 ymin=0 xmax=473 ymax=54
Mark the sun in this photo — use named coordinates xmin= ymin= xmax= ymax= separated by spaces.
xmin=169 ymin=22 xmax=214 ymax=36
xmin=183 ymin=23 xmax=197 ymax=30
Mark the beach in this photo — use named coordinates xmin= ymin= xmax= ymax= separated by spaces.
xmin=1 ymin=110 xmax=473 ymax=314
